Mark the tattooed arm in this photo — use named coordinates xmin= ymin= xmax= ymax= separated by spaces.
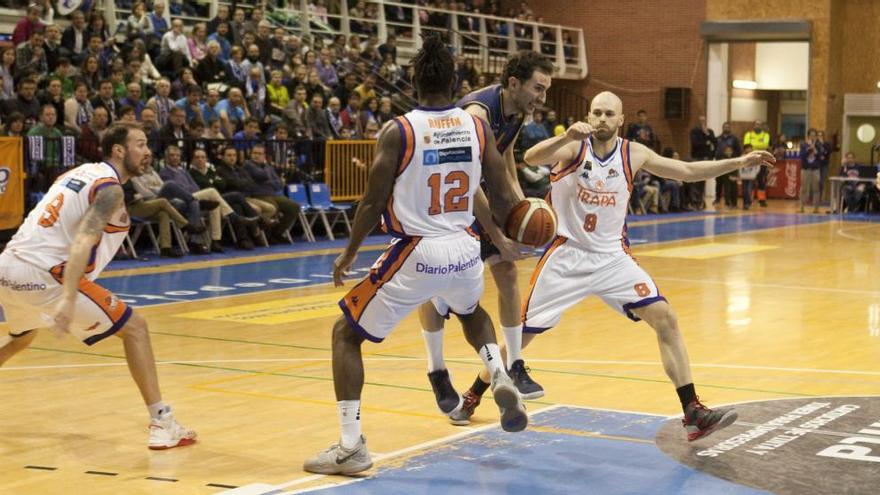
xmin=53 ymin=184 xmax=124 ymax=334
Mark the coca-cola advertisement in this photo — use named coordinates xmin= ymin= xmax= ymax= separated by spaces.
xmin=766 ymin=150 xmax=801 ymax=199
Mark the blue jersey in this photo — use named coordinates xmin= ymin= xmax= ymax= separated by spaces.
xmin=456 ymin=84 xmax=524 ymax=154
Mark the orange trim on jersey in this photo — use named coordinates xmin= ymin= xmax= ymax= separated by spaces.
xmin=471 ymin=115 xmax=487 ymax=162
xmin=466 ymin=226 xmax=480 ymax=240
xmin=621 ymin=140 xmax=634 ymax=194
xmin=341 ymin=238 xmax=422 ymax=322
xmin=551 ymin=141 xmax=587 ymax=183
xmin=521 ymin=236 xmax=567 ymax=323
xmin=620 ymin=224 xmax=635 ymax=259
xmin=383 ymin=194 xmax=405 ymax=236
xmin=50 ymin=263 xmax=129 ymax=325
xmin=88 ymin=178 xmax=120 ymax=204
xmin=103 ymin=224 xmax=130 ymax=234
xmin=395 ymin=116 xmax=416 ymax=175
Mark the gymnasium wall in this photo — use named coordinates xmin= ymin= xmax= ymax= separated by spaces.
xmin=537 ymin=0 xmax=708 ymax=157
xmin=536 ymin=0 xmax=880 ymax=161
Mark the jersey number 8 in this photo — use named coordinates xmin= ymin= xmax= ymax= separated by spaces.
xmin=38 ymin=193 xmax=65 ymax=228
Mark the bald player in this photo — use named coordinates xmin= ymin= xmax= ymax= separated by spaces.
xmin=482 ymin=91 xmax=774 ymax=440
xmin=421 ymin=51 xmax=553 ymax=425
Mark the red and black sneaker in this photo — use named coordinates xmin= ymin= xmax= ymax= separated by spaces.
xmin=448 ymin=388 xmax=482 ymax=426
xmin=682 ymin=397 xmax=738 ymax=441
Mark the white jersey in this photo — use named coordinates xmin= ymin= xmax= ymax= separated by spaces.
xmin=6 ymin=162 xmax=130 ymax=279
xmin=382 ymin=106 xmax=487 ymax=238
xmin=548 ymin=137 xmax=634 ymax=253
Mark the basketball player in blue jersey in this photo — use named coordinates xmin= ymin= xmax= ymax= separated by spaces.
xmin=420 ymin=51 xmax=554 ymax=424
xmin=303 ymin=35 xmax=529 ymax=476
xmin=518 ymin=91 xmax=775 ymax=441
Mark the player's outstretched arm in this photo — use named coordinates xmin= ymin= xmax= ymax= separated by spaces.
xmin=332 ymin=121 xmax=400 ymax=286
xmin=634 ymin=141 xmax=776 ymax=181
xmin=54 ymin=184 xmax=125 ymax=334
xmin=523 ymin=122 xmax=590 ymax=167
xmin=480 ymin=119 xmax=521 ymax=227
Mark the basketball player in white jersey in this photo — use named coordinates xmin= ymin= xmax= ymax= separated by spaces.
xmin=421 ymin=51 xmax=553 ymax=424
xmin=304 ymin=35 xmax=528 ymax=475
xmin=0 ymin=123 xmax=197 ymax=450
xmin=507 ymin=91 xmax=775 ymax=441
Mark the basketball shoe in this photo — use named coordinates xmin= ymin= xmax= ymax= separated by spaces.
xmin=448 ymin=388 xmax=481 ymax=426
xmin=491 ymin=368 xmax=528 ymax=432
xmin=508 ymin=359 xmax=544 ymax=399
xmin=148 ymin=409 xmax=197 ymax=450
xmin=303 ymin=435 xmax=373 ymax=475
xmin=682 ymin=398 xmax=738 ymax=441
xmin=428 ymin=369 xmax=462 ymax=414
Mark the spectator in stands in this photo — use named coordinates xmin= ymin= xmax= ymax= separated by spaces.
xmin=148 ymin=1 xmax=168 ymax=52
xmin=3 ymin=78 xmax=41 ymax=128
xmin=242 ymin=44 xmax=266 ymax=84
xmin=160 ymin=144 xmax=240 ymax=253
xmin=117 ymin=105 xmax=136 ymax=122
xmin=391 ymin=83 xmax=415 ymax=114
xmin=687 ymin=115 xmax=715 ymax=209
xmin=839 ymin=151 xmax=865 ymax=213
xmin=244 ymin=66 xmax=267 ymax=123
xmin=714 ymin=121 xmax=741 ymax=204
xmin=233 ymin=117 xmax=262 ymax=159
xmin=354 ymin=73 xmax=377 ymax=103
xmin=195 ymin=40 xmax=232 ymax=91
xmin=130 ymin=40 xmax=161 ymax=88
xmin=0 ymin=48 xmax=15 ymax=100
xmin=63 ymin=81 xmax=94 ymax=134
xmin=632 ymin=169 xmax=659 ymax=214
xmin=267 ymin=69 xmax=290 ymax=116
xmin=660 ymin=148 xmax=685 ymax=212
xmin=38 ymin=77 xmax=63 ymax=128
xmin=145 ymin=78 xmax=174 ymax=127
xmin=208 ymin=22 xmax=232 ymax=63
xmin=307 ymin=93 xmax=333 ymax=140
xmin=80 ymin=55 xmax=102 ymax=95
xmin=130 ymin=151 xmax=209 ymax=254
xmin=84 ymin=11 xmax=112 ymax=51
xmin=16 ymin=29 xmax=47 ymax=81
xmin=325 ymin=96 xmax=342 ymax=139
xmin=91 ymin=80 xmax=117 ymax=121
xmin=43 ymin=23 xmax=61 ymax=72
xmin=61 ymin=10 xmax=87 ymax=62
xmin=77 ymin=105 xmax=109 ymax=162
xmin=47 ymin=56 xmax=74 ymax=98
xmin=716 ymin=144 xmax=738 ymax=209
xmin=207 ymin=4 xmax=231 ymax=40
xmin=244 ymin=6 xmax=264 ymax=36
xmin=158 ymin=105 xmax=188 ymax=155
xmin=188 ymin=23 xmax=209 ymax=64
xmin=26 ymin=104 xmax=62 ymax=180
xmin=12 ymin=3 xmax=44 ymax=46
xmin=229 ymin=8 xmax=247 ymax=47
xmin=817 ymin=130 xmax=832 ymax=201
xmin=218 ymin=87 xmax=250 ymax=136
xmin=158 ymin=19 xmax=192 ymax=75
xmin=215 ymin=146 xmax=279 ymax=226
xmin=316 ymin=48 xmax=338 ymax=88
xmin=126 ymin=1 xmax=153 ymax=45
xmin=375 ymin=97 xmax=394 ymax=126
xmin=254 ymin=21 xmax=273 ymax=66
xmin=123 ymin=180 xmax=196 ymax=258
xmin=227 ymin=46 xmax=248 ymax=89
xmin=378 ymin=34 xmax=397 ymax=63
xmin=333 ymin=72 xmax=357 ymax=108
xmin=203 ymin=88 xmax=221 ymax=123
xmin=517 ymin=160 xmax=550 ymax=198
xmin=377 ymin=53 xmax=401 ymax=88
xmin=625 ymin=109 xmax=657 ymax=150
xmin=305 ymin=69 xmax=329 ymax=105
xmin=244 ymin=143 xmax=300 ymax=243
xmin=267 ymin=125 xmax=296 ymax=177
xmin=799 ymin=128 xmax=822 ymax=214
xmin=743 ymin=119 xmax=771 ymax=207
xmin=172 ymin=83 xmax=203 ymax=123
xmin=118 ymin=82 xmax=145 ymax=119
xmin=283 ymin=86 xmax=309 ymax=139
xmin=520 ymin=111 xmax=550 ymax=151
xmin=543 ymin=110 xmax=561 ymax=136
xmin=340 ymin=92 xmax=363 ymax=138
xmin=140 ymin=106 xmax=162 ymax=156
xmin=737 ymin=143 xmax=760 ymax=210
xmin=2 ymin=112 xmax=25 ymax=137
xmin=188 ymin=148 xmax=260 ymax=250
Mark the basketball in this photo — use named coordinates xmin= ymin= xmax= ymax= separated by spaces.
xmin=505 ymin=198 xmax=558 ymax=247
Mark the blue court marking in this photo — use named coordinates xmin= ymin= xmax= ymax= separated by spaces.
xmin=298 ymin=407 xmax=769 ymax=495
xmin=92 ymin=213 xmax=834 ymax=307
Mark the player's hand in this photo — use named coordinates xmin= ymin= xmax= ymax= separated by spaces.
xmin=51 ymin=297 xmax=75 ymax=338
xmin=741 ymin=151 xmax=776 ymax=169
xmin=493 ymin=233 xmax=526 ymax=262
xmin=565 ymin=122 xmax=593 ymax=141
xmin=332 ymin=250 xmax=357 ymax=287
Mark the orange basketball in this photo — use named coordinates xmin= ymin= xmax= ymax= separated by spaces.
xmin=505 ymin=198 xmax=557 ymax=247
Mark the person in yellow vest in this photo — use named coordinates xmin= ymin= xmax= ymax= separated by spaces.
xmin=743 ymin=120 xmax=771 ymax=207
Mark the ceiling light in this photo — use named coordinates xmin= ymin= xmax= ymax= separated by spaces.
xmin=733 ymin=80 xmax=758 ymax=90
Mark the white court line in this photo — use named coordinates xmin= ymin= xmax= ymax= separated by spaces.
xmin=264 ymin=405 xmax=563 ymax=495
xmin=653 ymin=276 xmax=880 ymax=296
xmin=5 ymin=357 xmax=880 ymax=378
xmin=836 ymin=222 xmax=880 ymax=243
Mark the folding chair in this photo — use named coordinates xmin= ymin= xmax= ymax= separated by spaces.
xmin=286 ymin=184 xmax=317 ymax=242
xmin=308 ymin=183 xmax=353 ymax=240
xmin=128 ymin=217 xmax=161 ymax=255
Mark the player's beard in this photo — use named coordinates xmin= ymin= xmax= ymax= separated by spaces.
xmin=593 ymin=127 xmax=616 ymax=142
xmin=123 ymin=150 xmax=147 ymax=177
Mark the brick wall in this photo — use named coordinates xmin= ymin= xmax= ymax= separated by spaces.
xmin=536 ymin=0 xmax=708 ymax=157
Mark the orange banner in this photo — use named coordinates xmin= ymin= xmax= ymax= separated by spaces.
xmin=0 ymin=137 xmax=25 ymax=230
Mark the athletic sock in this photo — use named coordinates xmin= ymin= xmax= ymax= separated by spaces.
xmin=676 ymin=383 xmax=697 ymax=414
xmin=471 ymin=375 xmax=490 ymax=396
xmin=422 ymin=329 xmax=445 ymax=372
xmin=478 ymin=343 xmax=504 ymax=378
xmin=337 ymin=400 xmax=362 ymax=449
xmin=147 ymin=401 xmax=169 ymax=420
xmin=501 ymin=325 xmax=522 ymax=368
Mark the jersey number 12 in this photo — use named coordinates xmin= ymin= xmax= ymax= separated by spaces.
xmin=428 ymin=171 xmax=469 ymax=215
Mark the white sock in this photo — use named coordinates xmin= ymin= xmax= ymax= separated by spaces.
xmin=147 ymin=401 xmax=169 ymax=420
xmin=502 ymin=325 xmax=523 ymax=369
xmin=337 ymin=400 xmax=362 ymax=449
xmin=422 ymin=329 xmax=446 ymax=372
xmin=479 ymin=343 xmax=505 ymax=377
